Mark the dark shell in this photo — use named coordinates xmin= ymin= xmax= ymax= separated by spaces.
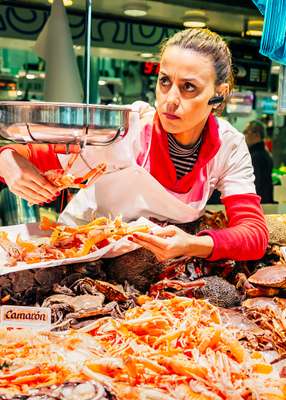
xmin=193 ymin=276 xmax=243 ymax=308
xmin=248 ymin=265 xmax=286 ymax=287
xmin=105 ymin=248 xmax=164 ymax=291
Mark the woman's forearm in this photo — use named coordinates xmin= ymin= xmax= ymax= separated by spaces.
xmin=186 ymin=234 xmax=214 ymax=258
xmin=197 ymin=193 xmax=268 ymax=261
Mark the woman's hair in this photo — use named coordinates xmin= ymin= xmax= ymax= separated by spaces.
xmin=160 ymin=28 xmax=234 ymax=91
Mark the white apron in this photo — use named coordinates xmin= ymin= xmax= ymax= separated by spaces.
xmin=58 ymin=112 xmax=255 ymax=226
xmin=59 ymin=165 xmax=210 ymax=226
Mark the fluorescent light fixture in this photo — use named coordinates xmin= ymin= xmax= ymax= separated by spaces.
xmin=123 ymin=2 xmax=149 ymax=17
xmin=271 ymin=63 xmax=280 ymax=75
xmin=48 ymin=0 xmax=73 ymax=6
xmin=183 ymin=10 xmax=208 ymax=28
xmin=26 ymin=74 xmax=36 ymax=80
xmin=246 ymin=19 xmax=263 ymax=37
xmin=140 ymin=52 xmax=153 ymax=58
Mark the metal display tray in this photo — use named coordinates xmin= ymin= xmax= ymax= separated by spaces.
xmin=0 ymin=101 xmax=131 ymax=146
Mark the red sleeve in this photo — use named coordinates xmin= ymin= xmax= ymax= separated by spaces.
xmin=197 ymin=193 xmax=269 ymax=261
xmin=0 ymin=144 xmax=61 ymax=184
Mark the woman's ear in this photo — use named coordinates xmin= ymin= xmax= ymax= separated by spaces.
xmin=217 ymin=83 xmax=230 ymax=98
xmin=211 ymin=83 xmax=230 ymax=110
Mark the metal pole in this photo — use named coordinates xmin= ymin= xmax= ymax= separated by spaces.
xmin=84 ymin=0 xmax=92 ymax=104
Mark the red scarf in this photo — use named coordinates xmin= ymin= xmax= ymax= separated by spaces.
xmin=149 ymin=112 xmax=221 ymax=194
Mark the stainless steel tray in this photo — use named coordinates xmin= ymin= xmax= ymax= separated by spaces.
xmin=0 ymin=101 xmax=131 ymax=146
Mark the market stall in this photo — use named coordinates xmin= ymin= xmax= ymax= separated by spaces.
xmin=0 ymin=0 xmax=286 ymax=398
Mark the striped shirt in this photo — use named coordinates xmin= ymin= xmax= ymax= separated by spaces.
xmin=168 ymin=133 xmax=202 ymax=179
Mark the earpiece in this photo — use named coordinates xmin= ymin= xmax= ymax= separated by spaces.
xmin=208 ymin=95 xmax=224 ymax=105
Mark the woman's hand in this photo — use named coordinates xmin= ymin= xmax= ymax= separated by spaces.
xmin=0 ymin=149 xmax=60 ymax=205
xmin=130 ymin=225 xmax=214 ymax=261
xmin=131 ymin=101 xmax=155 ymax=128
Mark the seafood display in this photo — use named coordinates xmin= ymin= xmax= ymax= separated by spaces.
xmin=0 ymin=216 xmax=149 ymax=266
xmin=1 ymin=209 xmax=286 ymax=398
xmin=0 ymin=297 xmax=285 ymax=399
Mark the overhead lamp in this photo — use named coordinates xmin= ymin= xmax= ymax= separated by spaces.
xmin=123 ymin=2 xmax=149 ymax=17
xmin=271 ymin=63 xmax=280 ymax=75
xmin=26 ymin=74 xmax=36 ymax=80
xmin=183 ymin=10 xmax=208 ymax=28
xmin=140 ymin=52 xmax=153 ymax=58
xmin=246 ymin=19 xmax=263 ymax=37
xmin=48 ymin=0 xmax=73 ymax=6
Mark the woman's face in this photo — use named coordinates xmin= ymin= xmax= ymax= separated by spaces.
xmin=156 ymin=46 xmax=217 ymax=136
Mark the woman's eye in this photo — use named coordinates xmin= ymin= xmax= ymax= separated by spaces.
xmin=183 ymin=82 xmax=195 ymax=92
xmin=159 ymin=77 xmax=170 ymax=86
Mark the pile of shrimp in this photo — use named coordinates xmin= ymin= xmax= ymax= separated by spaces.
xmin=0 ymin=297 xmax=285 ymax=399
xmin=0 ymin=215 xmax=149 ymax=266
xmin=82 ymin=297 xmax=286 ymax=400
xmin=0 ymin=329 xmax=96 ymax=397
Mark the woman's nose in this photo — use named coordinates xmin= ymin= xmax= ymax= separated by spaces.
xmin=166 ymin=86 xmax=180 ymax=109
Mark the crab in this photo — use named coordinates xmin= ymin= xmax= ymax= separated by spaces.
xmin=66 ymin=301 xmax=121 ymax=321
xmin=158 ymin=256 xmax=188 ymax=280
xmin=148 ymin=278 xmax=205 ymax=299
xmin=241 ymin=296 xmax=286 ymax=356
xmin=70 ymin=277 xmax=102 ymax=296
xmin=236 ymin=265 xmax=286 ymax=297
xmin=70 ymin=277 xmax=129 ymax=302
xmin=42 ymin=294 xmax=76 ymax=323
xmin=218 ymin=307 xmax=274 ymax=352
xmin=93 ymin=280 xmax=129 ymax=302
xmin=42 ymin=293 xmax=105 ymax=324
xmin=43 ymin=162 xmax=107 ymax=191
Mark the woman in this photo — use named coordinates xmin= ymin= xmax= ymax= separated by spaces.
xmin=0 ymin=28 xmax=268 ymax=261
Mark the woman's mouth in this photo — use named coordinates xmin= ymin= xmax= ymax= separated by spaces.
xmin=163 ymin=113 xmax=180 ymax=120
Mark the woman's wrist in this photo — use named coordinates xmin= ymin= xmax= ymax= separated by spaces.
xmin=186 ymin=234 xmax=214 ymax=258
xmin=0 ymin=148 xmax=15 ymax=178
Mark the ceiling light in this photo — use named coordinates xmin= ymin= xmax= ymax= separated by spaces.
xmin=98 ymin=80 xmax=107 ymax=86
xmin=26 ymin=74 xmax=36 ymax=80
xmin=123 ymin=3 xmax=149 ymax=17
xmin=140 ymin=52 xmax=153 ymax=58
xmin=183 ymin=10 xmax=208 ymax=28
xmin=271 ymin=64 xmax=280 ymax=75
xmin=246 ymin=19 xmax=263 ymax=37
xmin=48 ymin=0 xmax=73 ymax=6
